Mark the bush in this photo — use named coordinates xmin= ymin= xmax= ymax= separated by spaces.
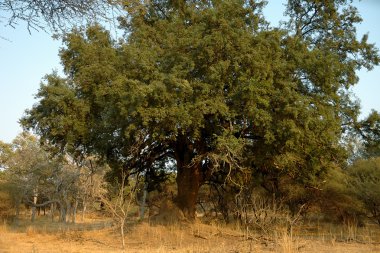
xmin=0 ymin=181 xmax=14 ymax=220
xmin=318 ymin=167 xmax=364 ymax=225
xmin=348 ymin=157 xmax=380 ymax=225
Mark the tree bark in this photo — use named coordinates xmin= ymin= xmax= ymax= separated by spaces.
xmin=72 ymin=198 xmax=78 ymax=223
xmin=174 ymin=136 xmax=205 ymax=221
xmin=139 ymin=181 xmax=148 ymax=220
xmin=120 ymin=218 xmax=125 ymax=250
xmin=31 ymin=189 xmax=38 ymax=222
xmin=175 ymin=161 xmax=202 ymax=220
xmin=50 ymin=203 xmax=55 ymax=222
xmin=60 ymin=203 xmax=66 ymax=222
xmin=15 ymin=198 xmax=21 ymax=225
xmin=66 ymin=199 xmax=71 ymax=223
xmin=82 ymin=200 xmax=87 ymax=222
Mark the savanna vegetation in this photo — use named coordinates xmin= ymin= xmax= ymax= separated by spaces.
xmin=1 ymin=0 xmax=380 ymax=252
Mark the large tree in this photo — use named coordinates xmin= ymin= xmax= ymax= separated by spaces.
xmin=22 ymin=0 xmax=379 ymax=220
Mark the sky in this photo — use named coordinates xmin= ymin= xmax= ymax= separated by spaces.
xmin=0 ymin=1 xmax=379 ymax=144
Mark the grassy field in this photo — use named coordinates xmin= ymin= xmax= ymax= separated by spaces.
xmin=1 ymin=214 xmax=380 ymax=253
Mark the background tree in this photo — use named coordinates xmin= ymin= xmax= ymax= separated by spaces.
xmin=355 ymin=111 xmax=380 ymax=158
xmin=0 ymin=141 xmax=16 ymax=220
xmin=76 ymin=157 xmax=107 ymax=221
xmin=348 ymin=157 xmax=380 ymax=225
xmin=0 ymin=132 xmax=53 ymax=221
xmin=0 ymin=0 xmax=121 ymax=33
xmin=0 ymin=132 xmax=103 ymax=223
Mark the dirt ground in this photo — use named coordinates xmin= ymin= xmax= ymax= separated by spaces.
xmin=1 ymin=218 xmax=380 ymax=253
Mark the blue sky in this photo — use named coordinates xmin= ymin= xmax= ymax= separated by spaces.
xmin=0 ymin=1 xmax=379 ymax=143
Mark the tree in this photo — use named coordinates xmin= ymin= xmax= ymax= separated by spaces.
xmin=0 ymin=133 xmax=53 ymax=221
xmin=317 ymin=166 xmax=364 ymax=225
xmin=0 ymin=141 xmax=18 ymax=219
xmin=355 ymin=111 xmax=380 ymax=158
xmin=0 ymin=0 xmax=120 ymax=33
xmin=100 ymin=170 xmax=139 ymax=250
xmin=0 ymin=132 xmax=98 ymax=223
xmin=22 ymin=0 xmax=379 ymax=220
xmin=348 ymin=157 xmax=380 ymax=225
xmin=76 ymin=157 xmax=106 ymax=221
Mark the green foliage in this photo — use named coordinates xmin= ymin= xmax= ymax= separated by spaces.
xmin=317 ymin=167 xmax=364 ymax=224
xmin=348 ymin=157 xmax=380 ymax=225
xmin=3 ymin=133 xmax=51 ymax=194
xmin=0 ymin=133 xmax=53 ymax=214
xmin=22 ymin=0 xmax=379 ymax=217
xmin=0 ymin=140 xmax=12 ymax=168
xmin=356 ymin=111 xmax=380 ymax=158
xmin=0 ymin=132 xmax=101 ymax=222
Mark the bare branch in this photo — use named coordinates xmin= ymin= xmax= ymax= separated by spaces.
xmin=0 ymin=0 xmax=122 ymax=33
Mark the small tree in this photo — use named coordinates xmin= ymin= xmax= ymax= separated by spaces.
xmin=0 ymin=133 xmax=52 ymax=221
xmin=76 ymin=158 xmax=105 ymax=221
xmin=100 ymin=171 xmax=139 ymax=250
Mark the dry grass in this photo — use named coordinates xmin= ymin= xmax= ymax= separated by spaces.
xmin=1 ymin=215 xmax=380 ymax=253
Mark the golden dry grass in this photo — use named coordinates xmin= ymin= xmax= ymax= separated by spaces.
xmin=1 ymin=216 xmax=380 ymax=253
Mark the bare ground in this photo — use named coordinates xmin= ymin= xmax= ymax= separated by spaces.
xmin=1 ymin=217 xmax=380 ymax=253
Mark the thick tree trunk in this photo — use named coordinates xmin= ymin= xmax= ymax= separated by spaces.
xmin=174 ymin=136 xmax=205 ymax=221
xmin=175 ymin=162 xmax=202 ymax=220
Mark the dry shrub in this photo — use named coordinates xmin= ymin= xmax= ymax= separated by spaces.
xmin=1 ymin=215 xmax=380 ymax=253
xmin=0 ymin=220 xmax=8 ymax=233
xmin=26 ymin=225 xmax=37 ymax=236
xmin=150 ymin=199 xmax=187 ymax=225
xmin=277 ymin=231 xmax=303 ymax=253
xmin=0 ymin=190 xmax=14 ymax=220
xmin=235 ymin=195 xmax=291 ymax=235
xmin=345 ymin=219 xmax=358 ymax=242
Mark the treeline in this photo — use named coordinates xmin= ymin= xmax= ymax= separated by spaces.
xmin=1 ymin=131 xmax=380 ymax=230
xmin=0 ymin=133 xmax=106 ymax=223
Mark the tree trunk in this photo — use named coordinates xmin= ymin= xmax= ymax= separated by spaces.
xmin=120 ymin=218 xmax=125 ymax=250
xmin=60 ymin=204 xmax=66 ymax=222
xmin=15 ymin=198 xmax=20 ymax=217
xmin=175 ymin=162 xmax=202 ymax=220
xmin=15 ymin=198 xmax=20 ymax=225
xmin=66 ymin=199 xmax=71 ymax=223
xmin=174 ymin=137 xmax=205 ymax=221
xmin=59 ymin=197 xmax=68 ymax=223
xmin=139 ymin=181 xmax=148 ymax=220
xmin=31 ymin=189 xmax=38 ymax=222
xmin=72 ymin=198 xmax=78 ymax=223
xmin=50 ymin=203 xmax=55 ymax=222
xmin=82 ymin=196 xmax=87 ymax=221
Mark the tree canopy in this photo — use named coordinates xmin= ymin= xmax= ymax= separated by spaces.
xmin=22 ymin=0 xmax=379 ymax=220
